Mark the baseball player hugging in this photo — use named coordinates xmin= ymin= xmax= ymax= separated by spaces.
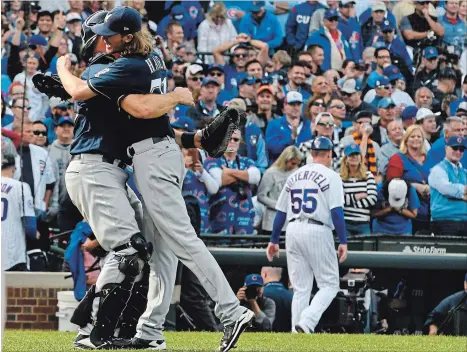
xmin=266 ymin=136 xmax=348 ymax=334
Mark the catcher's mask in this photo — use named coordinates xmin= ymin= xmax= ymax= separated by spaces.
xmin=81 ymin=10 xmax=108 ymax=63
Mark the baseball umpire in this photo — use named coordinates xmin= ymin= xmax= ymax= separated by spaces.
xmin=55 ymin=6 xmax=253 ymax=352
xmin=266 ymin=136 xmax=348 ymax=334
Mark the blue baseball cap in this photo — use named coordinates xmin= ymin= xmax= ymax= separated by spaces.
xmin=202 ymin=77 xmax=220 ymax=87
xmin=344 ymin=143 xmax=360 ymax=156
xmin=383 ymin=65 xmax=403 ymax=81
xmin=207 ymin=64 xmax=225 ymax=73
xmin=251 ymin=1 xmax=266 ymax=12
xmin=423 ymin=46 xmax=439 ymax=60
xmin=171 ymin=116 xmax=195 ymax=132
xmin=170 ymin=5 xmax=184 ymax=16
xmin=378 ymin=97 xmax=396 ymax=109
xmin=57 ymin=116 xmax=75 ymax=126
xmin=91 ymin=6 xmax=142 ymax=36
xmin=311 ymin=136 xmax=333 ymax=151
xmin=237 ymin=73 xmax=258 ymax=85
xmin=446 ymin=136 xmax=466 ymax=148
xmin=367 ymin=74 xmax=385 ymax=89
xmin=324 ymin=8 xmax=339 ymax=20
xmin=374 ymin=76 xmax=390 ymax=87
xmin=29 ymin=34 xmax=47 ymax=47
xmin=245 ymin=274 xmax=264 ymax=287
xmin=400 ymin=106 xmax=418 ymax=120
xmin=381 ymin=20 xmax=394 ymax=32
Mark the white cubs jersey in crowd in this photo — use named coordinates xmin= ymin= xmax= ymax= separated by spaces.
xmin=1 ymin=177 xmax=35 ymax=270
xmin=276 ymin=162 xmax=344 ymax=229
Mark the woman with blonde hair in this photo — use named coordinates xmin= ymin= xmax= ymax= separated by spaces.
xmin=257 ymin=146 xmax=302 ymax=235
xmin=197 ymin=3 xmax=237 ymax=64
xmin=386 ymin=124 xmax=430 ymax=234
xmin=340 ymin=143 xmax=378 ymax=236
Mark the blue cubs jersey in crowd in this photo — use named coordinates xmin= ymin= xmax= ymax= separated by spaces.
xmin=204 ymin=156 xmax=256 ymax=234
xmin=71 ymin=54 xmax=132 ymax=164
xmin=182 ymin=169 xmax=211 ymax=233
xmin=87 ymin=51 xmax=174 ymax=145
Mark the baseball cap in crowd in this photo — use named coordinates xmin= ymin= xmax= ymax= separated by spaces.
xmin=344 ymin=143 xmax=360 ymax=156
xmin=375 ymin=76 xmax=390 ymax=88
xmin=416 ymin=108 xmax=437 ymax=121
xmin=170 ymin=5 xmax=184 ymax=20
xmin=251 ymin=1 xmax=266 ymax=12
xmin=228 ymin=98 xmax=247 ymax=113
xmin=201 ymin=77 xmax=220 ymax=87
xmin=378 ymin=98 xmax=396 ymax=109
xmin=423 ymin=46 xmax=439 ymax=60
xmin=383 ymin=65 xmax=403 ymax=81
xmin=381 ymin=20 xmax=394 ymax=32
xmin=171 ymin=116 xmax=195 ymax=132
xmin=57 ymin=116 xmax=75 ymax=126
xmin=400 ymin=106 xmax=418 ymax=120
xmin=388 ymin=179 xmax=408 ymax=209
xmin=185 ymin=64 xmax=204 ymax=79
xmin=245 ymin=274 xmax=263 ymax=287
xmin=286 ymin=91 xmax=303 ymax=104
xmin=50 ymin=97 xmax=69 ymax=109
xmin=340 ymin=0 xmax=356 ymax=6
xmin=457 ymin=102 xmax=467 ymax=115
xmin=354 ymin=110 xmax=373 ymax=121
xmin=66 ymin=12 xmax=82 ymax=23
xmin=257 ymin=85 xmax=274 ymax=95
xmin=341 ymin=79 xmax=359 ymax=94
xmin=29 ymin=34 xmax=47 ymax=47
xmin=207 ymin=64 xmax=224 ymax=73
xmin=446 ymin=136 xmax=466 ymax=149
xmin=91 ymin=6 xmax=142 ymax=36
xmin=237 ymin=73 xmax=258 ymax=86
xmin=324 ymin=8 xmax=339 ymax=20
xmin=372 ymin=1 xmax=386 ymax=12
xmin=311 ymin=136 xmax=334 ymax=150
xmin=315 ymin=112 xmax=335 ymax=125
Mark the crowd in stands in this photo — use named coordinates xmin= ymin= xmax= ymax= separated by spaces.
xmin=1 ymin=0 xmax=467 ymax=273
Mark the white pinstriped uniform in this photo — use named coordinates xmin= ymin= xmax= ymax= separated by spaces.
xmin=276 ymin=162 xmax=343 ymax=332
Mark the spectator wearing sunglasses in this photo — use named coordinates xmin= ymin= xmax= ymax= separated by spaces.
xmin=413 ymin=47 xmax=440 ymax=95
xmin=208 ymin=64 xmax=234 ymax=107
xmin=31 ymin=121 xmax=48 ymax=148
xmin=370 ymin=97 xmax=396 ymax=146
xmin=185 ymin=64 xmax=205 ymax=93
xmin=304 ymin=97 xmax=326 ymax=124
xmin=328 ymin=98 xmax=347 ymax=141
xmin=366 ymin=76 xmax=392 ymax=110
xmin=3 ymin=97 xmax=31 ymax=131
xmin=306 ymin=8 xmax=352 ymax=71
xmin=428 ymin=136 xmax=467 ymax=236
xmin=381 ymin=65 xmax=415 ymax=114
xmin=340 ymin=78 xmax=376 ymax=122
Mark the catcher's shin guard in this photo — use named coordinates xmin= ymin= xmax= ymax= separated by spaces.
xmin=70 ymin=284 xmax=96 ymax=327
xmin=117 ymin=264 xmax=149 ymax=339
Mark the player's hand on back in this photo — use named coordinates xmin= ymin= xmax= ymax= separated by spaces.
xmin=266 ymin=242 xmax=280 ymax=262
xmin=174 ymin=87 xmax=195 ymax=107
xmin=338 ymin=244 xmax=348 ymax=263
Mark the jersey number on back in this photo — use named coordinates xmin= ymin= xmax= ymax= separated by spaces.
xmin=150 ymin=77 xmax=167 ymax=95
xmin=1 ymin=198 xmax=8 ymax=221
xmin=290 ymin=189 xmax=317 ymax=214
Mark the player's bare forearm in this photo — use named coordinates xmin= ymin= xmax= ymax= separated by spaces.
xmin=57 ymin=63 xmax=96 ymax=101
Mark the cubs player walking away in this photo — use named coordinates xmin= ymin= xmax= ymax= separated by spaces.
xmin=266 ymin=136 xmax=348 ymax=334
xmin=55 ymin=6 xmax=253 ymax=352
xmin=1 ymin=154 xmax=37 ymax=272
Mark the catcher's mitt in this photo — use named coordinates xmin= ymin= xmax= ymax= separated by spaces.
xmin=32 ymin=72 xmax=71 ymax=100
xmin=200 ymin=107 xmax=245 ymax=158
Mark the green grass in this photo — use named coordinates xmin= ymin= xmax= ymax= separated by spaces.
xmin=2 ymin=330 xmax=466 ymax=352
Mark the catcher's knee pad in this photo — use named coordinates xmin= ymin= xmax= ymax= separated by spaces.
xmin=117 ymin=264 xmax=150 ymax=339
xmin=70 ymin=285 xmax=96 ymax=327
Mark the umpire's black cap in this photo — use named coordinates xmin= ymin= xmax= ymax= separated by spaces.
xmin=91 ymin=6 xmax=142 ymax=37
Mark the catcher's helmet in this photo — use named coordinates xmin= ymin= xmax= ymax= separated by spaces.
xmin=311 ymin=136 xmax=333 ymax=151
xmin=81 ymin=10 xmax=108 ymax=63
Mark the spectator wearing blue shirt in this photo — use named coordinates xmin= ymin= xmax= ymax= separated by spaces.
xmin=360 ymin=2 xmax=388 ymax=47
xmin=157 ymin=5 xmax=198 ymax=41
xmin=438 ymin=1 xmax=467 ymax=57
xmin=366 ymin=47 xmax=392 ymax=89
xmin=369 ymin=76 xmax=392 ymax=110
xmin=261 ymin=267 xmax=293 ymax=333
xmin=265 ymin=91 xmax=312 ymax=164
xmin=428 ymin=136 xmax=467 ymax=237
xmin=372 ymin=178 xmax=420 ymax=235
xmin=306 ymin=8 xmax=352 ymax=71
xmin=281 ymin=62 xmax=312 ymax=103
xmin=207 ymin=64 xmax=234 ymax=107
xmin=426 ymin=117 xmax=467 ymax=171
xmin=450 ymin=74 xmax=467 ymax=115
xmin=239 ymin=1 xmax=283 ymax=53
xmin=338 ymin=0 xmax=364 ymax=63
xmin=285 ymin=1 xmax=325 ymax=51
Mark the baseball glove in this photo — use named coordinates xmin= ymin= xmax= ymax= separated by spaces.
xmin=199 ymin=107 xmax=245 ymax=158
xmin=32 ymin=72 xmax=71 ymax=100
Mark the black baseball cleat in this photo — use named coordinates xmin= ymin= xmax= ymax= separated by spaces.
xmin=218 ymin=309 xmax=255 ymax=352
xmin=109 ymin=337 xmax=167 ymax=350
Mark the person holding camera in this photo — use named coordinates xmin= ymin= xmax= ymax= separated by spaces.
xmin=236 ymin=274 xmax=276 ymax=332
xmin=205 ymin=129 xmax=261 ymax=234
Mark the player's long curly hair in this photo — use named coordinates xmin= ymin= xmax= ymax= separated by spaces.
xmin=121 ymin=28 xmax=153 ymax=57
